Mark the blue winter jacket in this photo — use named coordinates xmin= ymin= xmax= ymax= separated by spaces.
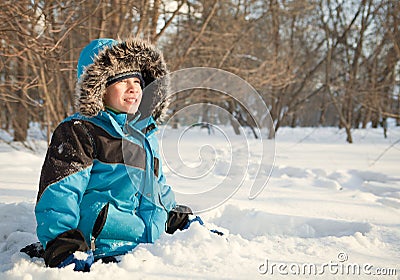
xmin=35 ymin=110 xmax=176 ymax=258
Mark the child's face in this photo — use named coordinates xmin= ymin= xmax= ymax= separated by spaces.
xmin=104 ymin=77 xmax=143 ymax=114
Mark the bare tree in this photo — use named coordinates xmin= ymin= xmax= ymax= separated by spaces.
xmin=320 ymin=0 xmax=399 ymax=142
xmin=1 ymin=0 xmax=399 ymax=145
xmin=0 ymin=0 xmax=185 ymax=143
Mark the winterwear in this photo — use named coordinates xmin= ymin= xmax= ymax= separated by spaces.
xmin=58 ymin=250 xmax=94 ymax=272
xmin=35 ymin=38 xmax=176 ymax=266
xmin=165 ymin=205 xmax=193 ymax=234
xmin=105 ymin=71 xmax=145 ymax=88
xmin=76 ymin=38 xmax=169 ymax=121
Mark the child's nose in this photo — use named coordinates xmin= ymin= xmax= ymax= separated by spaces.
xmin=127 ymin=81 xmax=141 ymax=93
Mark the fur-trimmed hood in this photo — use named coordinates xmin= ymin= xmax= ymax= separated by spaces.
xmin=76 ymin=38 xmax=169 ymax=122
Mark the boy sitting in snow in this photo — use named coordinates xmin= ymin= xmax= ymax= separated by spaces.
xmin=25 ymin=37 xmax=193 ymax=271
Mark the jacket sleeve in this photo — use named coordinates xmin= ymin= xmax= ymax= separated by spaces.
xmin=147 ymin=131 xmax=176 ymax=212
xmin=35 ymin=120 xmax=95 ymax=250
xmin=158 ymin=167 xmax=176 ymax=212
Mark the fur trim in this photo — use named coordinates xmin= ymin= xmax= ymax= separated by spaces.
xmin=76 ymin=38 xmax=170 ymax=123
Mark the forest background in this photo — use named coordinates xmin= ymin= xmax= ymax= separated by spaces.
xmin=1 ymin=0 xmax=399 ymax=144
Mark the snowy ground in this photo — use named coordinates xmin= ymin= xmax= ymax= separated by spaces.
xmin=0 ymin=124 xmax=399 ymax=279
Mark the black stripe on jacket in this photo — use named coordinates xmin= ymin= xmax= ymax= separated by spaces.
xmin=37 ymin=119 xmax=147 ymax=202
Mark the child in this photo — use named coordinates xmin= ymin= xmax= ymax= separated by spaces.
xmin=33 ymin=37 xmax=190 ymax=271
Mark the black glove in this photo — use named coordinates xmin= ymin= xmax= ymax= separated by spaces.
xmin=43 ymin=229 xmax=90 ymax=268
xmin=20 ymin=242 xmax=45 ymax=258
xmin=166 ymin=205 xmax=193 ymax=234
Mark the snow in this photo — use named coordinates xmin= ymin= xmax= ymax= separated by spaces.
xmin=0 ymin=125 xmax=399 ymax=279
xmin=73 ymin=252 xmax=91 ymax=261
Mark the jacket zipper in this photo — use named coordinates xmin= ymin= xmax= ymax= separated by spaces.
xmin=91 ymin=202 xmax=110 ymax=251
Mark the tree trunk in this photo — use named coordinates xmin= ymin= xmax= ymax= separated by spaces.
xmin=13 ymin=94 xmax=29 ymax=142
xmin=362 ymin=107 xmax=371 ymax=128
xmin=345 ymin=125 xmax=353 ymax=144
xmin=228 ymin=100 xmax=240 ymax=135
xmin=13 ymin=52 xmax=29 ymax=142
xmin=230 ymin=117 xmax=240 ymax=135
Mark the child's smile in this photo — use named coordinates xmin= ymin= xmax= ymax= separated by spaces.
xmin=104 ymin=77 xmax=143 ymax=113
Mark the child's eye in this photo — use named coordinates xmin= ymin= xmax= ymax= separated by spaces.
xmin=114 ymin=80 xmax=127 ymax=85
xmin=115 ymin=78 xmax=141 ymax=85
